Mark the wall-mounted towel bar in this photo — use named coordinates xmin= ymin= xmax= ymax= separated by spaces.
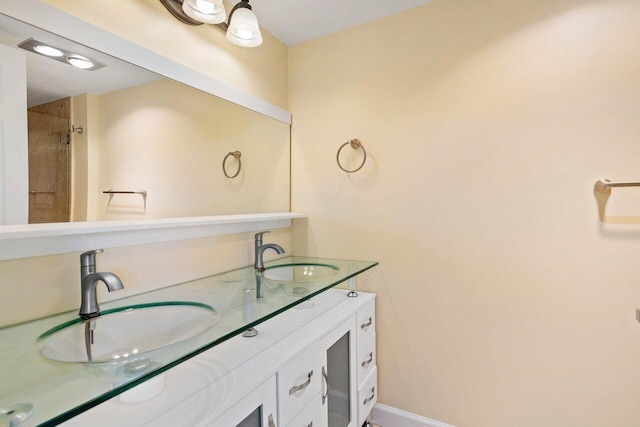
xmin=103 ymin=189 xmax=148 ymax=210
xmin=102 ymin=190 xmax=148 ymax=197
xmin=594 ymin=179 xmax=640 ymax=193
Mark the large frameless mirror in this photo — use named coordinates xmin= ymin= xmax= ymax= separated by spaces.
xmin=0 ymin=13 xmax=290 ymax=225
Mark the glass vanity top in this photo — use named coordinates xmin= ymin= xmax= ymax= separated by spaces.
xmin=0 ymin=256 xmax=377 ymax=426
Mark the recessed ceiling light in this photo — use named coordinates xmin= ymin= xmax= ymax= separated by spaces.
xmin=66 ymin=55 xmax=94 ymax=70
xmin=33 ymin=45 xmax=64 ymax=57
xmin=17 ymin=38 xmax=106 ymax=71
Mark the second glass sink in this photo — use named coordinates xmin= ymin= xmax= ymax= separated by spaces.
xmin=261 ymin=263 xmax=340 ymax=295
xmin=39 ymin=302 xmax=218 ymax=364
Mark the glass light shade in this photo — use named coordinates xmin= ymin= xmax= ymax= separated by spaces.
xmin=182 ymin=0 xmax=226 ymax=24
xmin=66 ymin=55 xmax=94 ymax=69
xmin=226 ymin=7 xmax=263 ymax=48
xmin=34 ymin=45 xmax=64 ymax=57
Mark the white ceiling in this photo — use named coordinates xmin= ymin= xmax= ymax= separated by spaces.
xmin=251 ymin=0 xmax=436 ymax=46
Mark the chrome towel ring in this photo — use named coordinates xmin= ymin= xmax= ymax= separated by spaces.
xmin=337 ymin=139 xmax=367 ymax=173
xmin=223 ymin=151 xmax=242 ymax=178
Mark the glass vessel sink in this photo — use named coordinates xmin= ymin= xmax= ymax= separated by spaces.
xmin=261 ymin=263 xmax=340 ymax=295
xmin=39 ymin=302 xmax=217 ymax=364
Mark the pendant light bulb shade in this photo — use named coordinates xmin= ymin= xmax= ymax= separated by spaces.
xmin=182 ymin=0 xmax=226 ymax=24
xmin=226 ymin=6 xmax=263 ymax=48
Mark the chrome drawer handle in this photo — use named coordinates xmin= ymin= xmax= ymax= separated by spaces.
xmin=268 ymin=413 xmax=276 ymax=427
xmin=361 ymin=317 xmax=372 ymax=330
xmin=361 ymin=352 xmax=373 ymax=368
xmin=363 ymin=386 xmax=375 ymax=405
xmin=289 ymin=370 xmax=314 ymax=395
xmin=322 ymin=366 xmax=329 ymax=404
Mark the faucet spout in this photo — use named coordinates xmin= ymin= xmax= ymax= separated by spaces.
xmin=79 ymin=250 xmax=124 ymax=319
xmin=255 ymin=243 xmax=285 ymax=270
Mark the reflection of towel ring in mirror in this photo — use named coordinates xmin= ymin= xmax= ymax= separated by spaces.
xmin=337 ymin=139 xmax=367 ymax=173
xmin=223 ymin=151 xmax=242 ymax=178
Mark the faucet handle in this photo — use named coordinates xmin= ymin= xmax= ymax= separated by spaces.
xmin=254 ymin=231 xmax=271 ymax=243
xmin=80 ymin=249 xmax=104 ymax=267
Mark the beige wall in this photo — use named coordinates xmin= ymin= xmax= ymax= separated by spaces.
xmin=0 ymin=1 xmax=291 ymax=327
xmin=43 ymin=0 xmax=288 ymax=109
xmin=289 ymin=0 xmax=640 ymax=425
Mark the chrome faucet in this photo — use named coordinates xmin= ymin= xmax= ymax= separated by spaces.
xmin=79 ymin=249 xmax=124 ymax=319
xmin=254 ymin=231 xmax=285 ymax=298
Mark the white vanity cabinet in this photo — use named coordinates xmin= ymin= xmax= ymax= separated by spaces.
xmin=60 ymin=290 xmax=376 ymax=427
xmin=320 ymin=316 xmax=357 ymax=427
xmin=209 ymin=376 xmax=277 ymax=427
xmin=355 ymin=302 xmax=377 ymax=426
xmin=277 ymin=342 xmax=321 ymax=426
xmin=280 ymin=299 xmax=378 ymax=427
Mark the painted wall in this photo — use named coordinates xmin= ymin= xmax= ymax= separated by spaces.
xmin=0 ymin=1 xmax=291 ymax=327
xmin=289 ymin=0 xmax=640 ymax=425
xmin=43 ymin=0 xmax=288 ymax=109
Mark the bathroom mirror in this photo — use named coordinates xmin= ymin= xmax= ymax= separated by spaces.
xmin=0 ymin=13 xmax=290 ymax=225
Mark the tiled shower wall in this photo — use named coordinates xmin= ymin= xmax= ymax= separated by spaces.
xmin=27 ymin=97 xmax=70 ymax=223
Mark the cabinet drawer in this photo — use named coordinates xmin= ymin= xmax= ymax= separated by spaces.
xmin=286 ymin=392 xmax=320 ymax=427
xmin=278 ymin=343 xmax=321 ymax=426
xmin=357 ymin=333 xmax=376 ymax=388
xmin=357 ymin=366 xmax=377 ymax=427
xmin=356 ymin=301 xmax=375 ymax=344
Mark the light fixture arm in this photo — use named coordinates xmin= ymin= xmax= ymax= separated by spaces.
xmin=226 ymin=0 xmax=252 ymax=24
xmin=159 ymin=0 xmax=249 ymax=31
xmin=159 ymin=0 xmax=203 ymax=26
xmin=159 ymin=0 xmax=262 ymax=47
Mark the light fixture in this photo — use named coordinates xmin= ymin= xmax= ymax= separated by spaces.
xmin=226 ymin=0 xmax=262 ymax=48
xmin=18 ymin=39 xmax=105 ymax=71
xmin=66 ymin=55 xmax=94 ymax=70
xmin=33 ymin=45 xmax=64 ymax=57
xmin=182 ymin=0 xmax=226 ymax=25
xmin=159 ymin=0 xmax=263 ymax=48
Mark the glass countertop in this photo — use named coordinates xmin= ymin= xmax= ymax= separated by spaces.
xmin=0 ymin=256 xmax=377 ymax=426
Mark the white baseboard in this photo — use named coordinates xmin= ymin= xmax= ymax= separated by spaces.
xmin=370 ymin=403 xmax=455 ymax=427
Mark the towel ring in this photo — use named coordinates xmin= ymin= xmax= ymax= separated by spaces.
xmin=337 ymin=139 xmax=367 ymax=173
xmin=223 ymin=151 xmax=242 ymax=178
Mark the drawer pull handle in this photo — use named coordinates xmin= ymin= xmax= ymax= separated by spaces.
xmin=361 ymin=352 xmax=374 ymax=368
xmin=289 ymin=370 xmax=314 ymax=395
xmin=307 ymin=423 xmax=313 ymax=427
xmin=322 ymin=366 xmax=328 ymax=404
xmin=361 ymin=317 xmax=372 ymax=330
xmin=268 ymin=413 xmax=276 ymax=427
xmin=363 ymin=386 xmax=375 ymax=405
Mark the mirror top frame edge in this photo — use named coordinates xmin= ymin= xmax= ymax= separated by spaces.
xmin=0 ymin=0 xmax=291 ymax=125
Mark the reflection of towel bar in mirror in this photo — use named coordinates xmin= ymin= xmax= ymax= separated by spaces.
xmin=223 ymin=151 xmax=242 ymax=178
xmin=29 ymin=190 xmax=55 ymax=195
xmin=102 ymin=190 xmax=148 ymax=197
xmin=337 ymin=139 xmax=367 ymax=173
xmin=103 ymin=190 xmax=148 ymax=211
xmin=594 ymin=179 xmax=640 ymax=193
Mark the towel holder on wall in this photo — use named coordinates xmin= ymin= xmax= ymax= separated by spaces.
xmin=102 ymin=189 xmax=148 ymax=198
xmin=223 ymin=151 xmax=242 ymax=178
xmin=594 ymin=178 xmax=640 ymax=193
xmin=102 ymin=189 xmax=148 ymax=210
xmin=336 ymin=139 xmax=367 ymax=173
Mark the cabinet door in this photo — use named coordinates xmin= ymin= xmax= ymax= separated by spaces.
xmin=209 ymin=376 xmax=277 ymax=427
xmin=320 ymin=316 xmax=357 ymax=427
